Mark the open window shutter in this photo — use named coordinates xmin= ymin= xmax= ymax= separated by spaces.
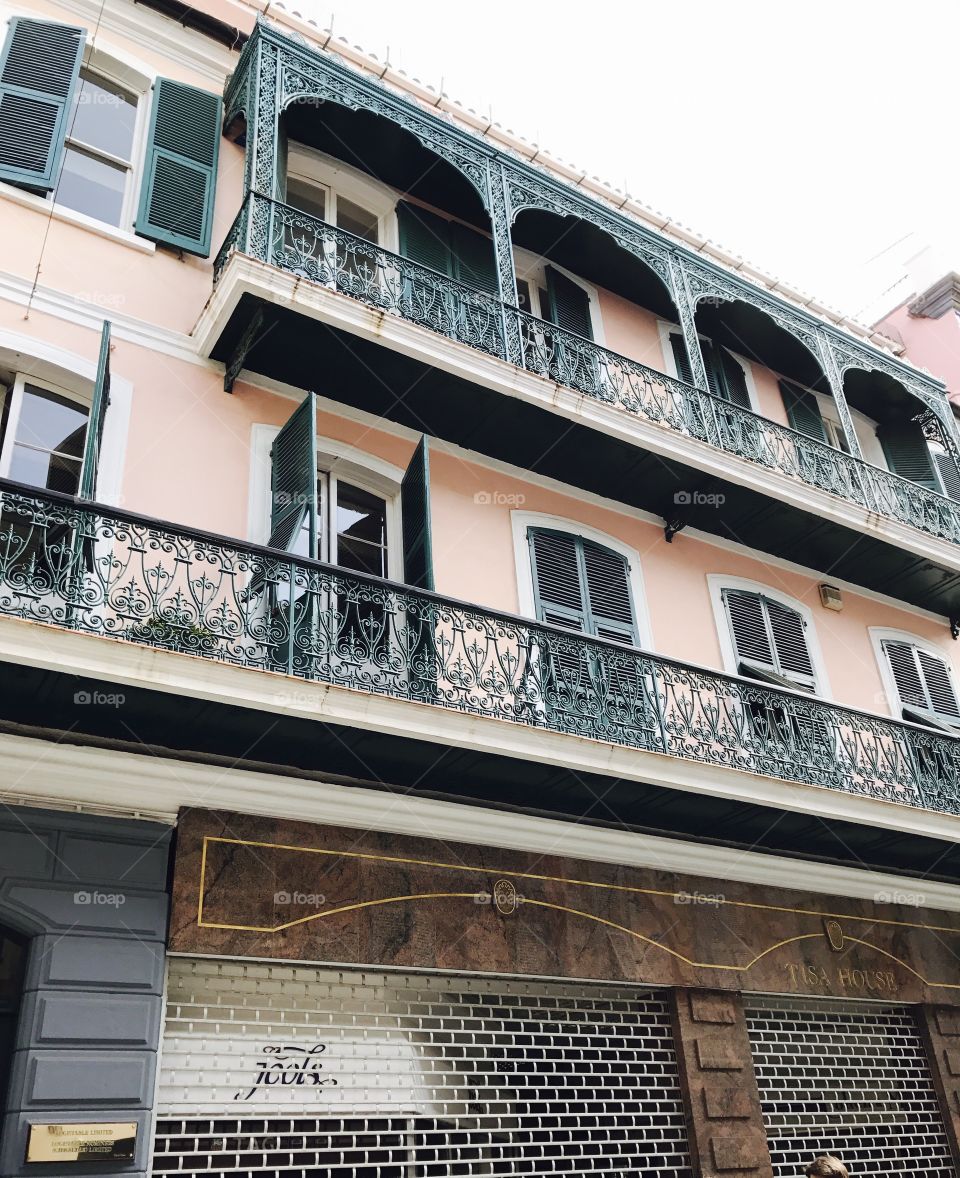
xmin=877 ymin=421 xmax=940 ymax=491
xmin=0 ymin=18 xmax=84 ymax=191
xmin=77 ymin=321 xmax=111 ymax=501
xmin=766 ymin=597 xmax=815 ymax=686
xmin=700 ymin=339 xmax=725 ymax=400
xmin=136 ymin=78 xmax=221 ymax=257
xmin=718 ymin=349 xmax=751 ymax=410
xmin=779 ymin=379 xmax=827 ymax=442
xmin=934 ymin=450 xmax=960 ymax=501
xmin=883 ymin=640 xmax=927 ymax=712
xmin=582 ymin=540 xmax=637 ymax=645
xmin=917 ymin=650 xmax=960 ymax=719
xmin=528 ymin=528 xmax=588 ymax=633
xmin=396 ymin=202 xmax=452 ymax=276
xmin=723 ymin=589 xmax=775 ymax=672
xmin=401 ymin=435 xmax=434 ymax=590
xmin=545 ymin=267 xmax=593 ymax=340
xmin=669 ymin=333 xmax=694 ymax=384
xmin=268 ymin=392 xmax=318 ymax=557
xmin=450 ymin=223 xmax=497 ymax=295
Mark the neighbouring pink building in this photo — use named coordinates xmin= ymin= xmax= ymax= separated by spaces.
xmin=0 ymin=1 xmax=959 ymax=1175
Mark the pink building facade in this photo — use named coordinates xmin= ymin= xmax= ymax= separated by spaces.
xmin=0 ymin=1 xmax=959 ymax=1176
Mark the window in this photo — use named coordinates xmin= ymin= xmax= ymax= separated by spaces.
xmin=516 ymin=262 xmax=594 ymax=341
xmin=720 ymin=587 xmax=817 ymax=692
xmin=881 ymin=638 xmax=960 ymax=730
xmin=666 ymin=330 xmax=751 ymax=408
xmin=290 ymin=471 xmax=389 ymax=576
xmin=52 ymin=67 xmax=138 ymax=227
xmin=527 ymin=527 xmax=638 ymax=645
xmin=286 ymin=176 xmax=380 ymax=244
xmin=0 ymin=378 xmax=89 ymax=494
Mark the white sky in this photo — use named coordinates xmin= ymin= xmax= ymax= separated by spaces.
xmin=304 ymin=0 xmax=959 ymax=323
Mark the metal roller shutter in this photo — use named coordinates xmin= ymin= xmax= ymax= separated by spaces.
xmin=744 ymin=996 xmax=953 ymax=1177
xmin=154 ymin=958 xmax=692 ymax=1177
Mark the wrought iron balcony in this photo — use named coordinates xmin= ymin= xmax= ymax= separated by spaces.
xmin=217 ymin=192 xmax=960 ymax=551
xmin=1 ymin=480 xmax=958 ymax=815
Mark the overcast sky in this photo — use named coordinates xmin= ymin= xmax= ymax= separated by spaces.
xmin=306 ymin=0 xmax=959 ymax=323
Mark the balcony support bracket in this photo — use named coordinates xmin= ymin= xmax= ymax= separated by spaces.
xmin=224 ymin=306 xmax=271 ymax=393
xmin=664 ymin=517 xmax=687 ymax=543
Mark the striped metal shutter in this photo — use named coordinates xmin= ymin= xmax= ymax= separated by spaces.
xmin=136 ymin=77 xmax=222 ymax=257
xmin=154 ymin=958 xmax=693 ymax=1177
xmin=745 ymin=996 xmax=953 ymax=1177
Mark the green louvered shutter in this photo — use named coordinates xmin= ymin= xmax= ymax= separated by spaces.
xmin=450 ymin=222 xmax=497 ymax=294
xmin=934 ymin=449 xmax=960 ymax=501
xmin=401 ymin=435 xmax=434 ymax=590
xmin=723 ymin=588 xmax=815 ymax=691
xmin=397 ymin=202 xmax=452 ymax=276
xmin=780 ymin=379 xmax=827 ymax=442
xmin=529 ymin=528 xmax=588 ymax=633
xmin=268 ymin=393 xmax=318 ymax=557
xmin=700 ymin=339 xmax=724 ymax=399
xmin=883 ymin=640 xmax=960 ymax=723
xmin=77 ymin=321 xmax=111 ymax=501
xmin=0 ymin=18 xmax=84 ymax=191
xmin=136 ymin=78 xmax=221 ymax=257
xmin=582 ymin=539 xmax=637 ymax=645
xmin=718 ymin=348 xmax=751 ymax=409
xmin=877 ymin=421 xmax=940 ymax=491
xmin=545 ymin=266 xmax=593 ymax=340
xmin=669 ymin=333 xmax=694 ymax=384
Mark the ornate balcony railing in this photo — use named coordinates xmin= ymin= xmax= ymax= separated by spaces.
xmin=2 ymin=481 xmax=958 ymax=814
xmin=217 ymin=191 xmax=960 ymax=550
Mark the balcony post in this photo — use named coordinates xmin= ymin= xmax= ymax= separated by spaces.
xmin=818 ymin=332 xmax=864 ymax=458
xmin=668 ymin=256 xmax=709 ymax=393
xmin=242 ymin=38 xmax=283 ymax=257
xmin=487 ymin=160 xmax=522 ymax=366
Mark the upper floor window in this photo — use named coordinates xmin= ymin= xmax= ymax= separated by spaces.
xmin=0 ymin=18 xmax=222 ymax=257
xmin=527 ymin=527 xmax=638 ymax=645
xmin=720 ymin=586 xmax=817 ymax=692
xmin=53 ymin=67 xmax=138 ymax=228
xmin=0 ymin=378 xmax=89 ymax=495
xmin=516 ymin=258 xmax=595 ymax=342
xmin=666 ymin=330 xmax=751 ymax=410
xmin=879 ymin=637 xmax=960 ymax=730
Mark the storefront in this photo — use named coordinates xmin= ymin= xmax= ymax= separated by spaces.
xmin=159 ymin=809 xmax=960 ymax=1177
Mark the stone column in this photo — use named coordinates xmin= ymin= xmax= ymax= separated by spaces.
xmin=917 ymin=1005 xmax=960 ymax=1169
xmin=669 ymin=988 xmax=773 ymax=1178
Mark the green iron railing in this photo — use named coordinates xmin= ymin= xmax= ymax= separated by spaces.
xmin=216 ymin=191 xmax=960 ymax=549
xmin=2 ymin=480 xmax=958 ymax=813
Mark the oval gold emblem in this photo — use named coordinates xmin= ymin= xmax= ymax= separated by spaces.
xmin=824 ymin=919 xmax=844 ymax=952
xmin=493 ymin=879 xmax=518 ymax=915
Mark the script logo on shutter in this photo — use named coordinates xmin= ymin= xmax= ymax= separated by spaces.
xmin=234 ymin=1044 xmax=337 ymax=1101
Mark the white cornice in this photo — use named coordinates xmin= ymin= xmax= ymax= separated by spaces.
xmin=1 ymin=728 xmax=958 ymax=911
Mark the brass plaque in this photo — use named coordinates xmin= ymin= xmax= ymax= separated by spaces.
xmin=26 ymin=1122 xmax=137 ymax=1163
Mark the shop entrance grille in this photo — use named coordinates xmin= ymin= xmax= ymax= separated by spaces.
xmin=153 ymin=959 xmax=692 ymax=1177
xmin=744 ymin=996 xmax=954 ymax=1177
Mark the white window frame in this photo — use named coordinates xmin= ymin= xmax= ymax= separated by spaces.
xmin=286 ymin=145 xmax=399 ymax=253
xmin=249 ymin=423 xmax=404 ymax=581
xmin=513 ymin=246 xmax=605 ymax=345
xmin=707 ymin=574 xmax=831 ymax=698
xmin=869 ymin=626 xmax=960 ymax=724
xmin=656 ymin=320 xmax=758 ymax=412
xmin=0 ymin=329 xmax=130 ymax=507
xmin=510 ymin=510 xmax=653 ymax=649
xmin=783 ymin=380 xmax=887 ymax=467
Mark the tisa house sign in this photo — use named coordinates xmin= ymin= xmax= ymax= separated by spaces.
xmin=235 ymin=1044 xmax=336 ymax=1101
